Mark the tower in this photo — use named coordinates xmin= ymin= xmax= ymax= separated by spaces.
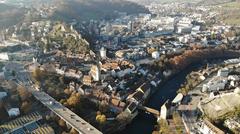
xmin=90 ymin=65 xmax=101 ymax=81
xmin=128 ymin=21 xmax=134 ymax=32
xmin=100 ymin=47 xmax=107 ymax=59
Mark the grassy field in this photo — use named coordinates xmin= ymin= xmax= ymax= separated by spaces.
xmin=215 ymin=1 xmax=240 ymax=26
xmin=0 ymin=62 xmax=4 ymax=71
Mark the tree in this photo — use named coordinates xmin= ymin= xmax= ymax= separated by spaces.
xmin=32 ymin=68 xmax=44 ymax=81
xmin=99 ymin=102 xmax=109 ymax=113
xmin=67 ymin=92 xmax=80 ymax=107
xmin=152 ymin=131 xmax=159 ymax=134
xmin=96 ymin=114 xmax=106 ymax=125
xmin=64 ymin=88 xmax=72 ymax=95
xmin=21 ymin=101 xmax=31 ymax=114
xmin=116 ymin=111 xmax=132 ymax=124
xmin=159 ymin=119 xmax=170 ymax=134
xmin=11 ymin=70 xmax=16 ymax=76
xmin=172 ymin=112 xmax=183 ymax=134
xmin=58 ymin=119 xmax=66 ymax=128
xmin=17 ymin=85 xmax=31 ymax=101
xmin=70 ymin=128 xmax=78 ymax=134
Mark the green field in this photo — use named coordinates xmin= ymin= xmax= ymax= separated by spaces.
xmin=0 ymin=62 xmax=4 ymax=71
xmin=215 ymin=2 xmax=240 ymax=26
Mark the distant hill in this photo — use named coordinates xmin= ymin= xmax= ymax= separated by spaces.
xmin=214 ymin=1 xmax=240 ymax=26
xmin=51 ymin=0 xmax=150 ymax=21
xmin=197 ymin=0 xmax=234 ymax=5
xmin=0 ymin=4 xmax=26 ymax=29
xmin=126 ymin=0 xmax=202 ymax=4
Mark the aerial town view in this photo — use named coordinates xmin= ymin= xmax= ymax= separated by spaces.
xmin=0 ymin=0 xmax=240 ymax=134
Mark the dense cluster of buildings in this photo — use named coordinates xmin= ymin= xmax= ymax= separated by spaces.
xmin=158 ymin=59 xmax=240 ymax=134
xmin=0 ymin=112 xmax=54 ymax=134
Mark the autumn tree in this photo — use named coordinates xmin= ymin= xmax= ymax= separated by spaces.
xmin=116 ymin=111 xmax=132 ymax=124
xmin=58 ymin=119 xmax=66 ymax=128
xmin=17 ymin=85 xmax=31 ymax=101
xmin=99 ymin=102 xmax=109 ymax=113
xmin=67 ymin=92 xmax=80 ymax=107
xmin=96 ymin=114 xmax=106 ymax=125
xmin=159 ymin=119 xmax=170 ymax=134
xmin=64 ymin=88 xmax=72 ymax=95
xmin=70 ymin=128 xmax=78 ymax=134
xmin=32 ymin=68 xmax=45 ymax=82
xmin=172 ymin=112 xmax=184 ymax=134
xmin=21 ymin=101 xmax=31 ymax=114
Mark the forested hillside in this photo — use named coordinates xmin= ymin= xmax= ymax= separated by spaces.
xmin=51 ymin=0 xmax=150 ymax=21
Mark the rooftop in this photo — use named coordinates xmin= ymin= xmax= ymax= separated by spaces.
xmin=0 ymin=112 xmax=42 ymax=134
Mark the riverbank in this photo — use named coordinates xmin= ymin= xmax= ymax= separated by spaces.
xmin=117 ymin=63 xmax=204 ymax=134
xmin=118 ymin=55 xmax=240 ymax=134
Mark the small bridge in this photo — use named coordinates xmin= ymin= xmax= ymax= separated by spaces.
xmin=138 ymin=105 xmax=160 ymax=117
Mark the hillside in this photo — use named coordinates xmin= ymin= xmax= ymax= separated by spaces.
xmin=0 ymin=4 xmax=26 ymax=29
xmin=41 ymin=23 xmax=90 ymax=54
xmin=51 ymin=0 xmax=150 ymax=21
xmin=197 ymin=0 xmax=233 ymax=5
xmin=211 ymin=1 xmax=240 ymax=26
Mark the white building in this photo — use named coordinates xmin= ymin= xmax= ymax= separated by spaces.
xmin=65 ymin=69 xmax=82 ymax=79
xmin=7 ymin=108 xmax=20 ymax=117
xmin=4 ymin=102 xmax=20 ymax=117
xmin=228 ymin=75 xmax=239 ymax=81
xmin=100 ymin=47 xmax=107 ymax=59
xmin=159 ymin=101 xmax=171 ymax=120
xmin=0 ymin=53 xmax=9 ymax=61
xmin=217 ymin=68 xmax=229 ymax=77
xmin=224 ymin=118 xmax=240 ymax=131
xmin=152 ymin=51 xmax=160 ymax=59
xmin=176 ymin=17 xmax=193 ymax=34
xmin=89 ymin=65 xmax=100 ymax=81
xmin=199 ymin=119 xmax=225 ymax=134
xmin=0 ymin=72 xmax=4 ymax=79
xmin=202 ymin=76 xmax=227 ymax=92
xmin=0 ymin=90 xmax=7 ymax=100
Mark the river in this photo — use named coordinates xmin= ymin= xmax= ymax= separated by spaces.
xmin=117 ymin=63 xmax=203 ymax=134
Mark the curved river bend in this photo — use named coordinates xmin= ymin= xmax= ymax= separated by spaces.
xmin=118 ymin=63 xmax=202 ymax=134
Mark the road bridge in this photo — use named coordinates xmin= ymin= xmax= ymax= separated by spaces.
xmin=32 ymin=90 xmax=102 ymax=134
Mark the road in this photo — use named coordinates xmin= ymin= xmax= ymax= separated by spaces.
xmin=11 ymin=61 xmax=102 ymax=134
xmin=32 ymin=90 xmax=102 ymax=134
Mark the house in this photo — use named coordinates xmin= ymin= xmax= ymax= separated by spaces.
xmin=152 ymin=51 xmax=160 ymax=59
xmin=0 ymin=72 xmax=5 ymax=80
xmin=109 ymin=98 xmax=126 ymax=113
xmin=234 ymin=87 xmax=240 ymax=94
xmin=228 ymin=75 xmax=239 ymax=81
xmin=89 ymin=65 xmax=101 ymax=81
xmin=127 ymin=90 xmax=145 ymax=104
xmin=136 ymin=83 xmax=151 ymax=99
xmin=126 ymin=102 xmax=138 ymax=114
xmin=224 ymin=118 xmax=240 ymax=132
xmin=82 ymin=75 xmax=92 ymax=86
xmin=199 ymin=119 xmax=225 ymax=134
xmin=55 ymin=64 xmax=65 ymax=75
xmin=0 ymin=89 xmax=7 ymax=100
xmin=202 ymin=76 xmax=227 ymax=92
xmin=65 ymin=69 xmax=82 ymax=79
xmin=172 ymin=93 xmax=183 ymax=105
xmin=159 ymin=100 xmax=172 ymax=120
xmin=69 ymin=81 xmax=76 ymax=91
xmin=217 ymin=68 xmax=229 ymax=77
xmin=0 ymin=53 xmax=9 ymax=61
xmin=100 ymin=47 xmax=107 ymax=59
xmin=4 ymin=101 xmax=20 ymax=117
xmin=131 ymin=91 xmax=144 ymax=104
